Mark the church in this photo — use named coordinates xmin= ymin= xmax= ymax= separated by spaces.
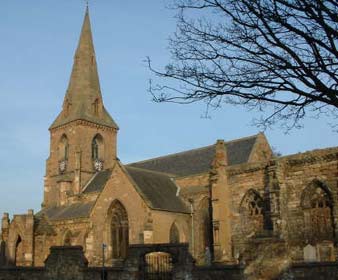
xmin=1 ymin=7 xmax=338 ymax=274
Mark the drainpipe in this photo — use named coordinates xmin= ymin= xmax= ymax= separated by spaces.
xmin=208 ymin=183 xmax=215 ymax=262
xmin=102 ymin=243 xmax=106 ymax=280
xmin=188 ymin=199 xmax=194 ymax=257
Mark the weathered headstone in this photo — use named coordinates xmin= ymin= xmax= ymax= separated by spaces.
xmin=303 ymin=244 xmax=316 ymax=262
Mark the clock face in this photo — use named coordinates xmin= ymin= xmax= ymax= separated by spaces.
xmin=59 ymin=160 xmax=67 ymax=173
xmin=94 ymin=159 xmax=103 ymax=172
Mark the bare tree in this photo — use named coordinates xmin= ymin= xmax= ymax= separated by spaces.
xmin=148 ymin=0 xmax=338 ymax=130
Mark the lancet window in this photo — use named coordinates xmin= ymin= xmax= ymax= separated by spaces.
xmin=58 ymin=135 xmax=69 ymax=173
xmin=92 ymin=134 xmax=104 ymax=171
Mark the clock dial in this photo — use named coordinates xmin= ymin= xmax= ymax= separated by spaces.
xmin=94 ymin=159 xmax=103 ymax=171
xmin=59 ymin=160 xmax=67 ymax=173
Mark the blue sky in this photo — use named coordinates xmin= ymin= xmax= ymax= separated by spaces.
xmin=0 ymin=0 xmax=337 ymax=216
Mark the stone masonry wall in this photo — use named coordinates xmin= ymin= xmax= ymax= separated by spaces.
xmin=0 ymin=246 xmax=337 ymax=280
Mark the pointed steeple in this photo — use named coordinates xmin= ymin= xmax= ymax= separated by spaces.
xmin=50 ymin=7 xmax=118 ymax=129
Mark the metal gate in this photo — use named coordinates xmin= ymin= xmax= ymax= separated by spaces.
xmin=144 ymin=251 xmax=173 ymax=280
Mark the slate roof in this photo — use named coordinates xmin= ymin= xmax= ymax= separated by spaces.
xmin=81 ymin=166 xmax=189 ymax=213
xmin=37 ymin=135 xmax=258 ymax=220
xmin=83 ymin=169 xmax=112 ymax=193
xmin=125 ymin=166 xmax=189 ymax=213
xmin=34 ymin=216 xmax=56 ymax=235
xmin=128 ymin=135 xmax=258 ymax=177
xmin=36 ymin=202 xmax=94 ymax=221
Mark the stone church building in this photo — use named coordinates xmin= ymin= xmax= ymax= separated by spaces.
xmin=1 ymin=7 xmax=338 ymax=272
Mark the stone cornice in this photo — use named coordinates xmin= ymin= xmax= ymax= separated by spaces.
xmin=49 ymin=119 xmax=117 ymax=132
xmin=279 ymin=148 xmax=338 ymax=167
xmin=227 ymin=162 xmax=267 ymax=176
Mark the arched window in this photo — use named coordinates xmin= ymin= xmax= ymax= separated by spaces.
xmin=58 ymin=135 xmax=69 ymax=161
xmin=109 ymin=200 xmax=129 ymax=259
xmin=92 ymin=137 xmax=99 ymax=160
xmin=92 ymin=134 xmax=104 ymax=160
xmin=301 ymin=181 xmax=334 ymax=242
xmin=92 ymin=134 xmax=104 ymax=171
xmin=169 ymin=223 xmax=180 ymax=244
xmin=240 ymin=189 xmax=264 ymax=235
xmin=58 ymin=135 xmax=69 ymax=173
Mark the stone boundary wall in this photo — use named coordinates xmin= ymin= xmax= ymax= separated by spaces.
xmin=193 ymin=264 xmax=244 ymax=280
xmin=278 ymin=262 xmax=338 ymax=280
xmin=0 ymin=246 xmax=337 ymax=279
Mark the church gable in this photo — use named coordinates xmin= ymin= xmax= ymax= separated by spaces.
xmin=247 ymin=132 xmax=273 ymax=162
xmin=83 ymin=162 xmax=189 ymax=214
xmin=124 ymin=166 xmax=189 ymax=213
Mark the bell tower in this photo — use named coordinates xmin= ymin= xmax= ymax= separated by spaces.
xmin=43 ymin=7 xmax=118 ymax=208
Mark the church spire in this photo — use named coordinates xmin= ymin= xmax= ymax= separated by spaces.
xmin=50 ymin=7 xmax=118 ymax=130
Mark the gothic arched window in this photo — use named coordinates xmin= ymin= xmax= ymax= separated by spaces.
xmin=109 ymin=200 xmax=129 ymax=259
xmin=58 ymin=135 xmax=69 ymax=161
xmin=58 ymin=135 xmax=69 ymax=173
xmin=92 ymin=134 xmax=104 ymax=160
xmin=301 ymin=181 xmax=334 ymax=242
xmin=169 ymin=223 xmax=180 ymax=244
xmin=92 ymin=134 xmax=104 ymax=171
xmin=240 ymin=189 xmax=264 ymax=235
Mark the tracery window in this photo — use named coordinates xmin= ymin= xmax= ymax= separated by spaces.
xmin=240 ymin=189 xmax=264 ymax=235
xmin=110 ymin=200 xmax=129 ymax=259
xmin=302 ymin=182 xmax=334 ymax=242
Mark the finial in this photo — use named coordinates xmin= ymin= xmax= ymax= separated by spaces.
xmin=85 ymin=0 xmax=89 ymax=8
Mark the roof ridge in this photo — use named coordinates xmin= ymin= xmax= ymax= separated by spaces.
xmin=127 ymin=133 xmax=259 ymax=165
xmin=127 ymin=144 xmax=215 ymax=166
xmin=125 ymin=165 xmax=175 ymax=177
xmin=224 ymin=133 xmax=259 ymax=145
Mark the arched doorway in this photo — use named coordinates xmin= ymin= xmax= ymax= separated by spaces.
xmin=110 ymin=200 xmax=129 ymax=259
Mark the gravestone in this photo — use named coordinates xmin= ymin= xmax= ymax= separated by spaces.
xmin=303 ymin=244 xmax=316 ymax=262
